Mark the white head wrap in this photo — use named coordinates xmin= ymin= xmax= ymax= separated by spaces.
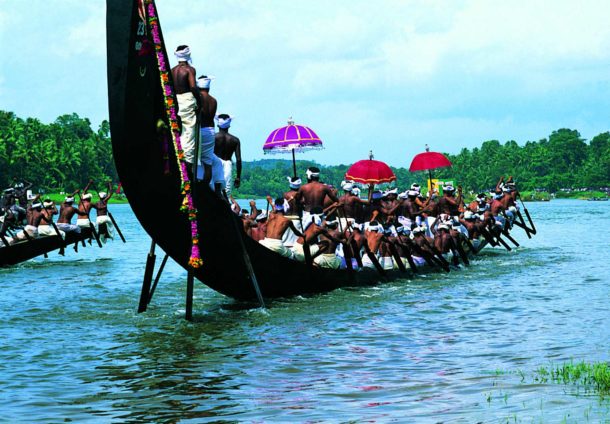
xmin=444 ymin=185 xmax=455 ymax=192
xmin=82 ymin=193 xmax=92 ymax=200
xmin=341 ymin=182 xmax=354 ymax=192
xmin=367 ymin=223 xmax=380 ymax=232
xmin=174 ymin=46 xmax=192 ymax=63
xmin=255 ymin=211 xmax=267 ymax=221
xmin=383 ymin=188 xmax=398 ymax=197
xmin=408 ymin=190 xmax=419 ymax=197
xmin=398 ymin=191 xmax=408 ymax=199
xmin=197 ymin=75 xmax=214 ymax=89
xmin=99 ymin=192 xmax=107 ymax=199
xmin=464 ymin=211 xmax=475 ymax=220
xmin=216 ymin=114 xmax=232 ymax=129
xmin=306 ymin=168 xmax=320 ymax=179
xmin=43 ymin=201 xmax=53 ymax=208
xmin=287 ymin=177 xmax=302 ymax=189
xmin=32 ymin=202 xmax=42 ymax=209
xmin=411 ymin=183 xmax=421 ymax=192
xmin=351 ymin=187 xmax=361 ymax=196
xmin=65 ymin=196 xmax=74 ymax=203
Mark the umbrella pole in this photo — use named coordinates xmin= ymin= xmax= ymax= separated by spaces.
xmin=428 ymin=170 xmax=433 ymax=193
xmin=291 ymin=149 xmax=297 ymax=179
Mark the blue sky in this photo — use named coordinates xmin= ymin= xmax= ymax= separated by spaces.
xmin=1 ymin=0 xmax=609 ymax=167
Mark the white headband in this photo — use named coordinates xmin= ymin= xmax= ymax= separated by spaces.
xmin=43 ymin=201 xmax=53 ymax=208
xmin=306 ymin=169 xmax=320 ymax=179
xmin=287 ymin=177 xmax=302 ymax=189
xmin=216 ymin=115 xmax=232 ymax=129
xmin=197 ymin=76 xmax=214 ymax=89
xmin=65 ymin=197 xmax=74 ymax=203
xmin=82 ymin=193 xmax=92 ymax=200
xmin=174 ymin=46 xmax=191 ymax=63
xmin=99 ymin=192 xmax=107 ymax=199
xmin=383 ymin=188 xmax=398 ymax=197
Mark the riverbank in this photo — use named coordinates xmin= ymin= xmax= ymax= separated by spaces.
xmin=42 ymin=192 xmax=129 ymax=204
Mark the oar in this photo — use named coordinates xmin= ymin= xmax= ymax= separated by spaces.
xmin=0 ymin=234 xmax=11 ymax=250
xmin=450 ymin=235 xmax=470 ymax=266
xmin=394 ymin=239 xmax=419 ymax=273
xmin=108 ymin=212 xmax=126 ymax=243
xmin=512 ymin=216 xmax=533 ymax=238
xmin=363 ymin=241 xmax=386 ymax=279
xmin=49 ymin=221 xmax=66 ymax=256
xmin=517 ymin=194 xmax=537 ymax=234
xmin=502 ymin=228 xmax=520 ymax=247
xmin=386 ymin=238 xmax=407 ymax=273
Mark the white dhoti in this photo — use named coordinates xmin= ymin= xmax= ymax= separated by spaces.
xmin=398 ymin=216 xmax=413 ymax=229
xmin=259 ymin=237 xmax=293 ymax=258
xmin=77 ymin=218 xmax=92 ymax=228
xmin=361 ymin=252 xmax=379 ymax=269
xmin=425 ymin=216 xmax=437 ymax=238
xmin=412 ymin=255 xmax=426 ymax=267
xmin=313 ymin=253 xmax=341 ymax=269
xmin=38 ymin=225 xmax=65 ymax=239
xmin=291 ymin=242 xmax=320 ymax=262
xmin=57 ymin=223 xmax=81 ymax=234
xmin=199 ymin=127 xmax=216 ymax=166
xmin=221 ymin=159 xmax=233 ymax=196
xmin=176 ymin=92 xmax=198 ymax=164
xmin=281 ymin=217 xmax=302 ymax=248
xmin=15 ymin=225 xmax=39 ymax=241
xmin=379 ymin=256 xmax=396 ymax=270
xmin=96 ymin=215 xmax=114 ymax=243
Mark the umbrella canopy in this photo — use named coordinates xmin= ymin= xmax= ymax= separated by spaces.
xmin=345 ymin=155 xmax=396 ymax=185
xmin=409 ymin=148 xmax=452 ymax=172
xmin=263 ymin=118 xmax=323 ymax=154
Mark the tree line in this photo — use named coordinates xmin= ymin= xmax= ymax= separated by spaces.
xmin=1 ymin=111 xmax=608 ymax=197
xmin=0 ymin=111 xmax=117 ymax=192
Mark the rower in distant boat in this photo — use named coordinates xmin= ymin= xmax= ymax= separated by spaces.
xmin=361 ymin=221 xmax=384 ymax=269
xmin=13 ymin=200 xmax=43 ymax=242
xmin=295 ymin=167 xmax=339 ymax=225
xmin=57 ymin=191 xmax=84 ymax=235
xmin=214 ymin=114 xmax=241 ymax=197
xmin=259 ymin=197 xmax=304 ymax=258
xmin=93 ymin=183 xmax=115 ymax=243
xmin=171 ymin=45 xmax=198 ymax=173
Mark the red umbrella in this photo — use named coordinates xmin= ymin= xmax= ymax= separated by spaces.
xmin=345 ymin=152 xmax=396 ymax=185
xmin=408 ymin=145 xmax=452 ymax=186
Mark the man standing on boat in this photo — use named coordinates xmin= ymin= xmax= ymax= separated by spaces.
xmin=295 ymin=167 xmax=339 ymax=225
xmin=171 ymin=45 xmax=198 ymax=172
xmin=196 ymin=75 xmax=218 ymax=186
xmin=214 ymin=114 xmax=241 ymax=197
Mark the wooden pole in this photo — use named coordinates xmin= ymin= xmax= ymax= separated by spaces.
xmin=186 ymin=270 xmax=194 ymax=321
xmin=291 ymin=149 xmax=297 ymax=179
xmin=138 ymin=240 xmax=156 ymax=313
xmin=148 ymin=253 xmax=168 ymax=304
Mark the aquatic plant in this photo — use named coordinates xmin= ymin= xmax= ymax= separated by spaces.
xmin=534 ymin=360 xmax=610 ymax=398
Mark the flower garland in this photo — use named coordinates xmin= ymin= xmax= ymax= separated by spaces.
xmin=145 ymin=0 xmax=203 ymax=268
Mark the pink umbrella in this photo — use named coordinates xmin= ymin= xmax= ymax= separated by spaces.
xmin=345 ymin=153 xmax=396 ymax=185
xmin=263 ymin=118 xmax=323 ymax=177
xmin=409 ymin=144 xmax=452 ymax=184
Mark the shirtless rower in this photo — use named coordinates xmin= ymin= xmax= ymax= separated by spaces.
xmin=291 ymin=208 xmax=324 ymax=262
xmin=38 ymin=200 xmax=66 ymax=255
xmin=57 ymin=191 xmax=85 ymax=234
xmin=196 ymin=75 xmax=218 ymax=186
xmin=14 ymin=200 xmax=43 ymax=242
xmin=214 ymin=114 xmax=241 ymax=197
xmin=250 ymin=211 xmax=268 ymax=243
xmin=283 ymin=177 xmax=302 ymax=216
xmin=313 ymin=219 xmax=344 ymax=269
xmin=295 ymin=167 xmax=339 ymax=224
xmin=171 ymin=45 xmax=198 ymax=171
xmin=335 ymin=181 xmax=367 ymax=228
xmin=259 ymin=197 xmax=304 ymax=258
xmin=94 ymin=183 xmax=115 ymax=243
xmin=77 ymin=180 xmax=95 ymax=230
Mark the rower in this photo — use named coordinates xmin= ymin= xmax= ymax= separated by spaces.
xmin=259 ymin=197 xmax=304 ymax=258
xmin=250 ymin=211 xmax=268 ymax=242
xmin=57 ymin=191 xmax=85 ymax=235
xmin=13 ymin=201 xmax=42 ymax=242
xmin=38 ymin=200 xmax=66 ymax=243
xmin=361 ymin=221 xmax=384 ymax=269
xmin=94 ymin=184 xmax=115 ymax=243
xmin=410 ymin=226 xmax=434 ymax=267
xmin=283 ymin=177 xmax=302 ymax=216
xmin=77 ymin=180 xmax=95 ymax=230
xmin=378 ymin=225 xmax=397 ymax=270
xmin=336 ymin=181 xmax=368 ymax=228
xmin=313 ymin=218 xmax=344 ymax=269
xmin=291 ymin=209 xmax=323 ymax=262
xmin=295 ymin=167 xmax=339 ymax=225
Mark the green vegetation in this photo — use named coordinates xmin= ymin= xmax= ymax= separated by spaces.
xmin=0 ymin=111 xmax=117 ymax=192
xmin=534 ymin=361 xmax=610 ymax=398
xmin=2 ymin=111 xmax=608 ymax=200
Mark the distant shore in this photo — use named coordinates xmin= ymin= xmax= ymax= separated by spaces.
xmin=42 ymin=193 xmax=129 ymax=205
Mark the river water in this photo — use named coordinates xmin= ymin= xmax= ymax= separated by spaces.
xmin=0 ymin=199 xmax=608 ymax=423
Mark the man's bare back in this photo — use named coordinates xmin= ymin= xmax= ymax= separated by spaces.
xmin=171 ymin=62 xmax=196 ymax=95
xmin=198 ymin=91 xmax=217 ymax=128
xmin=296 ymin=181 xmax=338 ymax=212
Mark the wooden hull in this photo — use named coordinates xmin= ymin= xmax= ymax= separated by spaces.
xmin=105 ymin=0 xmax=482 ymax=300
xmin=0 ymin=228 xmax=94 ymax=267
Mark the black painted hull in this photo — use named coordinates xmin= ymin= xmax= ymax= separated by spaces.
xmin=0 ymin=228 xmax=94 ymax=267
